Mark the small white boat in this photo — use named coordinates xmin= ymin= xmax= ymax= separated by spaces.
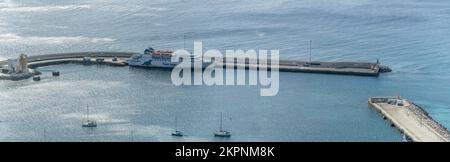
xmin=171 ymin=117 xmax=184 ymax=137
xmin=82 ymin=105 xmax=97 ymax=128
xmin=214 ymin=112 xmax=231 ymax=137
xmin=172 ymin=130 xmax=184 ymax=137
xmin=214 ymin=130 xmax=231 ymax=137
xmin=82 ymin=120 xmax=97 ymax=127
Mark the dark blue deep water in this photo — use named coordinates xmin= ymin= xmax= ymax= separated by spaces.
xmin=1 ymin=0 xmax=450 ymax=141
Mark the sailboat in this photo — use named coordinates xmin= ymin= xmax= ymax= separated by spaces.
xmin=214 ymin=112 xmax=231 ymax=137
xmin=171 ymin=117 xmax=184 ymax=136
xmin=82 ymin=105 xmax=97 ymax=127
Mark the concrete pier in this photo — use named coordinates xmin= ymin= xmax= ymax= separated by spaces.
xmin=369 ymin=97 xmax=450 ymax=142
xmin=1 ymin=52 xmax=390 ymax=77
xmin=217 ymin=58 xmax=387 ymax=76
xmin=1 ymin=52 xmax=135 ymax=68
xmin=26 ymin=52 xmax=136 ymax=62
xmin=27 ymin=57 xmax=128 ymax=68
xmin=219 ymin=62 xmax=381 ymax=76
xmin=278 ymin=60 xmax=391 ymax=75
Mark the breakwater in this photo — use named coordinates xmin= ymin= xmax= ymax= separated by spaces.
xmin=369 ymin=97 xmax=450 ymax=142
xmin=0 ymin=52 xmax=136 ymax=66
xmin=1 ymin=52 xmax=391 ymax=78
xmin=213 ymin=57 xmax=388 ymax=76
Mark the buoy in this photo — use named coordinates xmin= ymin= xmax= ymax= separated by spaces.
xmin=52 ymin=71 xmax=60 ymax=76
xmin=33 ymin=76 xmax=41 ymax=81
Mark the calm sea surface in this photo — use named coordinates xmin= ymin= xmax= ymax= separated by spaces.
xmin=1 ymin=0 xmax=450 ymax=141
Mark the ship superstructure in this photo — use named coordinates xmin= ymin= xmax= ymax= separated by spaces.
xmin=128 ymin=47 xmax=210 ymax=68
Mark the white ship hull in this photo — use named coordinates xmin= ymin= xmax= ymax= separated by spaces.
xmin=128 ymin=50 xmax=210 ymax=69
xmin=128 ymin=54 xmax=178 ymax=68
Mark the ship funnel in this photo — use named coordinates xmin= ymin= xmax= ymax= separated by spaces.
xmin=144 ymin=47 xmax=155 ymax=55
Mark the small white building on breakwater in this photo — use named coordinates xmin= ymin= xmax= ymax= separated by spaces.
xmin=0 ymin=54 xmax=37 ymax=81
xmin=4 ymin=54 xmax=28 ymax=73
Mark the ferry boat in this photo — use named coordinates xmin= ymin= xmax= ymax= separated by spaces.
xmin=128 ymin=47 xmax=210 ymax=69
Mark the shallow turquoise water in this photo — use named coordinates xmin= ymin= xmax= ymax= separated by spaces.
xmin=1 ymin=0 xmax=450 ymax=141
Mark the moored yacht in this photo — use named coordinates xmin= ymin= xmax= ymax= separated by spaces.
xmin=214 ymin=112 xmax=231 ymax=137
xmin=171 ymin=117 xmax=184 ymax=137
xmin=82 ymin=105 xmax=97 ymax=128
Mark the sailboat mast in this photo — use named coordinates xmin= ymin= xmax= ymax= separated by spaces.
xmin=130 ymin=130 xmax=134 ymax=142
xmin=309 ymin=40 xmax=312 ymax=64
xmin=175 ymin=117 xmax=178 ymax=131
xmin=220 ymin=112 xmax=223 ymax=131
xmin=87 ymin=105 xmax=89 ymax=121
xmin=183 ymin=35 xmax=186 ymax=50
xmin=43 ymin=128 xmax=47 ymax=142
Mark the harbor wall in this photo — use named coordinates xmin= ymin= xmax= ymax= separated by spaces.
xmin=26 ymin=52 xmax=136 ymax=62
xmin=0 ymin=52 xmax=136 ymax=66
xmin=27 ymin=58 xmax=128 ymax=69
xmin=368 ymin=97 xmax=450 ymax=142
xmin=2 ymin=52 xmax=389 ymax=77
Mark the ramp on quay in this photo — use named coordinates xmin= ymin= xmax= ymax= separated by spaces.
xmin=369 ymin=97 xmax=450 ymax=142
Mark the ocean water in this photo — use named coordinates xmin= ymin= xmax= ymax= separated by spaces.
xmin=1 ymin=0 xmax=450 ymax=141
